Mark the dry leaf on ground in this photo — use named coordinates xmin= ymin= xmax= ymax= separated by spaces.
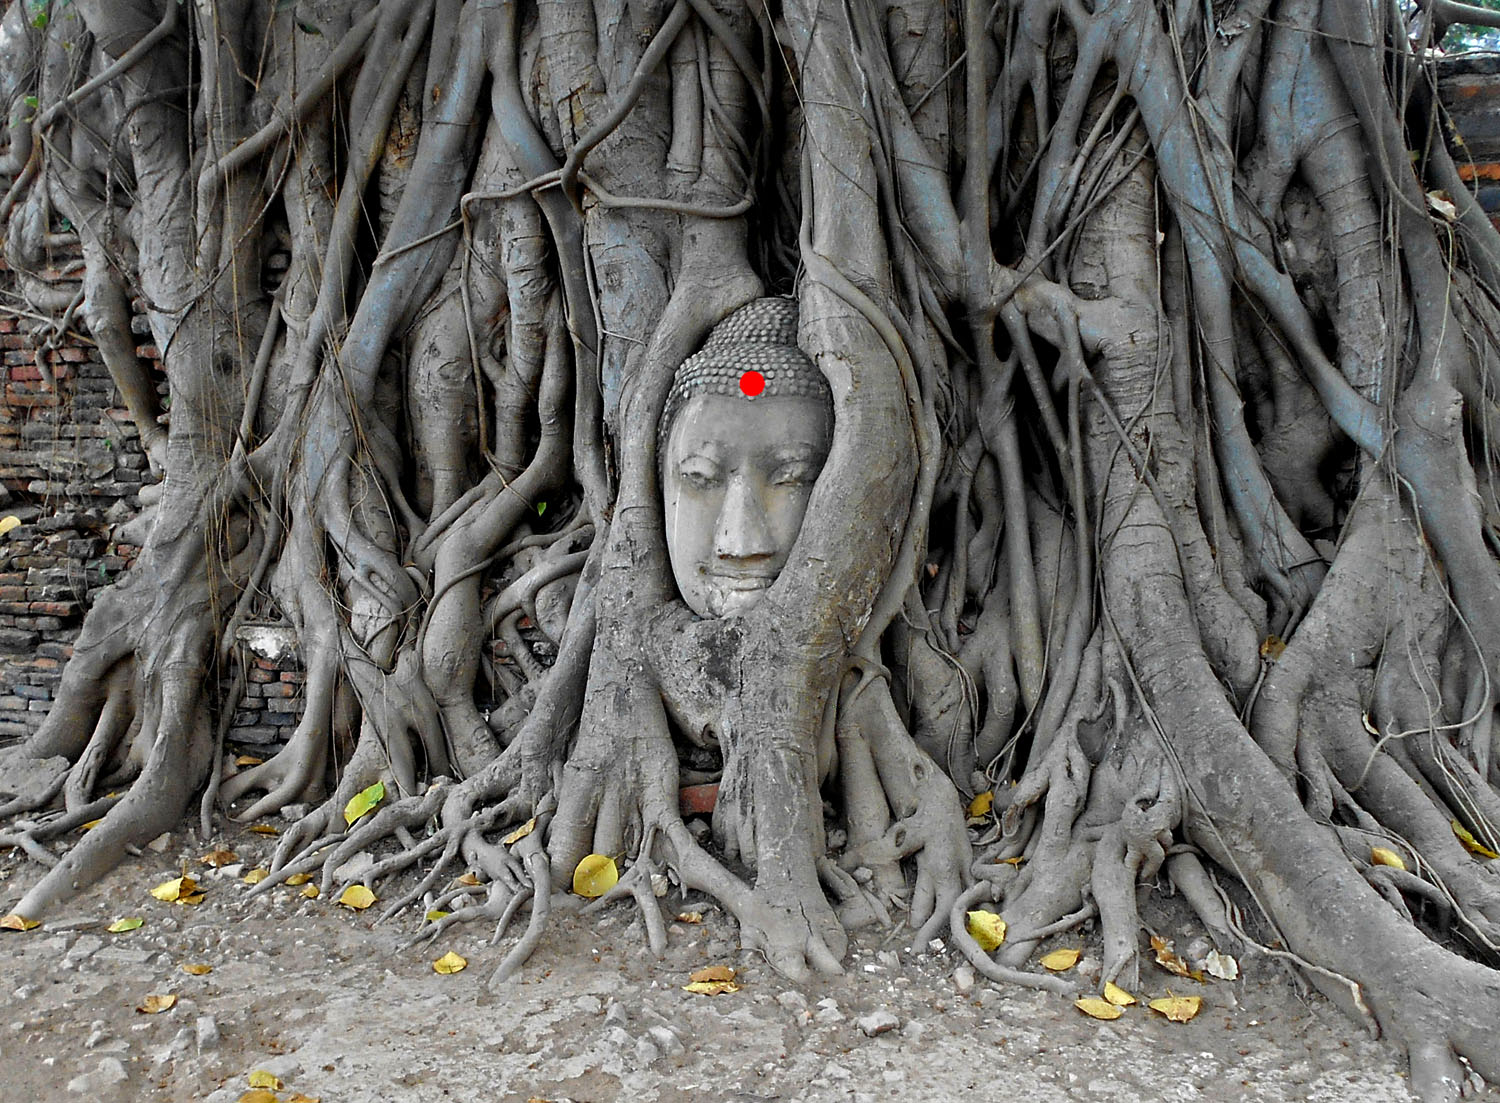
xmin=1075 ymin=998 xmax=1124 ymax=1020
xmin=182 ymin=963 xmax=212 ymax=976
xmin=1148 ymin=995 xmax=1202 ymax=1022
xmin=242 ymin=868 xmax=269 ymax=885
xmin=149 ymin=876 xmax=199 ymax=903
xmin=967 ymin=791 xmax=994 ymax=818
xmin=1104 ymin=981 xmax=1136 ymax=1006
xmin=249 ymin=824 xmax=279 ymax=836
xmin=572 ymin=854 xmax=619 ymax=897
xmin=690 ymin=964 xmax=736 ymax=983
xmin=1370 ymin=846 xmax=1406 ymax=871
xmin=1204 ymin=950 xmax=1239 ymax=980
xmin=248 ymin=1071 xmax=282 ymax=1090
xmin=1150 ymin=935 xmax=1202 ymax=980
xmin=106 ymin=917 xmax=143 ymax=933
xmin=338 ymin=885 xmax=376 ymax=910
xmin=683 ymin=981 xmax=740 ymax=996
xmin=966 ymin=909 xmax=1006 ymax=951
xmin=285 ymin=872 xmax=312 ymax=886
xmin=1040 ymin=947 xmax=1081 ymax=971
xmin=137 ymin=994 xmax=177 ymax=1014
xmin=301 ymin=883 xmax=319 ymax=899
xmin=236 ymin=1092 xmax=278 ymax=1103
xmin=200 ymin=849 xmax=238 ymax=867
xmin=433 ymin=951 xmax=467 ymax=974
xmin=0 ymin=913 xmax=39 ymax=931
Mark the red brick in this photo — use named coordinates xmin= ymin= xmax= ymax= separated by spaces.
xmin=679 ymin=783 xmax=719 ymax=815
xmin=247 ymin=666 xmax=276 ymax=683
xmin=5 ymin=387 xmax=59 ymax=407
xmin=28 ymin=601 xmax=78 ymax=616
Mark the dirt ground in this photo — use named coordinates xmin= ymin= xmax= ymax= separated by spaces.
xmin=0 ymin=818 xmax=1451 ymax=1103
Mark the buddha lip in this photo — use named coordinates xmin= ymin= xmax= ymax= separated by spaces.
xmin=713 ymin=574 xmax=774 ymax=590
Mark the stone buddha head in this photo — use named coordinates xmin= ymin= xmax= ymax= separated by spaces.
xmin=660 ymin=298 xmax=834 ymax=618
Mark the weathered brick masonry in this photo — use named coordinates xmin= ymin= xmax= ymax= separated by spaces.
xmin=0 ymin=60 xmax=1496 ymax=751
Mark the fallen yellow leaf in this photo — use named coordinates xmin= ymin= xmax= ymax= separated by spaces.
xmin=234 ymin=755 xmax=264 ymax=767
xmin=136 ymin=994 xmax=177 ymax=1014
xmin=0 ymin=913 xmax=39 ymax=932
xmin=690 ymin=965 xmax=736 ymax=984
xmin=572 ymin=854 xmax=619 ymax=898
xmin=243 ymin=868 xmax=269 ymax=885
xmin=301 ymin=883 xmax=319 ymax=899
xmin=967 ymin=791 xmax=994 ymax=818
xmin=107 ymin=917 xmax=143 ymax=933
xmin=1001 ymin=855 xmax=1025 ymax=866
xmin=1148 ymin=995 xmax=1202 ymax=1022
xmin=80 ymin=819 xmax=103 ymax=831
xmin=966 ymin=909 xmax=1007 ymax=952
xmin=424 ymin=909 xmax=449 ymax=922
xmin=338 ymin=885 xmax=376 ymax=910
xmin=1104 ymin=981 xmax=1137 ymax=1006
xmin=285 ymin=872 xmax=312 ymax=886
xmin=1370 ymin=846 xmax=1406 ymax=871
xmin=1259 ymin=635 xmax=1286 ymax=661
xmin=433 ymin=951 xmax=468 ymax=974
xmin=179 ymin=892 xmax=207 ymax=906
xmin=1150 ymin=935 xmax=1201 ymax=980
xmin=247 ymin=1071 xmax=282 ymax=1090
xmin=1040 ymin=947 xmax=1081 ymax=971
xmin=249 ymin=824 xmax=279 ymax=836
xmin=683 ymin=981 xmax=740 ymax=996
xmin=457 ymin=872 xmax=482 ymax=886
xmin=343 ymin=781 xmax=385 ymax=827
xmin=150 ymin=875 xmax=198 ymax=902
xmin=0 ymin=515 xmax=20 ymax=536
xmin=1075 ymin=997 xmax=1124 ymax=1020
xmin=200 ymin=849 xmax=238 ymax=867
xmin=182 ymin=963 xmax=212 ymax=975
xmin=1453 ymin=820 xmax=1500 ymax=859
xmin=675 ymin=911 xmax=703 ymax=924
xmin=284 ymin=1095 xmax=322 ymax=1103
xmin=502 ymin=817 xmax=537 ymax=846
xmin=236 ymin=1092 xmax=279 ymax=1103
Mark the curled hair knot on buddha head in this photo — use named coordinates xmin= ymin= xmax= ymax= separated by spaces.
xmin=658 ymin=297 xmax=834 ymax=462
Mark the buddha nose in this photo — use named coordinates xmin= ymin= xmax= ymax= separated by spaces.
xmin=713 ymin=474 xmax=776 ymax=561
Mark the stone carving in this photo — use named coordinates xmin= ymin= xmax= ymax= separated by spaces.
xmin=660 ymin=298 xmax=833 ymax=617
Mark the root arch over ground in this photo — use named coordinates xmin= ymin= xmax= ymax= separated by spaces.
xmin=4 ymin=0 xmax=1500 ymax=1095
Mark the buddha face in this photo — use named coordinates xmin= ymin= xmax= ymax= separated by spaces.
xmin=663 ymin=391 xmax=833 ymax=617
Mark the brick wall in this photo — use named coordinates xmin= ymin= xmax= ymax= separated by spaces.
xmin=0 ymin=251 xmax=151 ymax=739
xmin=1439 ymin=53 xmax=1500 ymax=223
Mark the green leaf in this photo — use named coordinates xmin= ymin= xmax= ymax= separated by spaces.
xmin=536 ymin=501 xmax=547 ymax=516
xmin=23 ymin=95 xmax=38 ymax=110
xmin=296 ymin=19 xmax=321 ymax=34
xmin=343 ymin=780 xmax=384 ymax=826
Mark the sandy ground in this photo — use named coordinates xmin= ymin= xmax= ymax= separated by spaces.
xmin=0 ymin=819 xmax=1445 ymax=1103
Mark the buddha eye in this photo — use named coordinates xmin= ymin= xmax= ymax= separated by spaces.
xmin=770 ymin=461 xmax=818 ymax=487
xmin=676 ymin=461 xmax=722 ymax=490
